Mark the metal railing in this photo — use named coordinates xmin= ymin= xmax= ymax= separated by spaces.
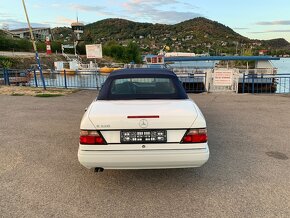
xmin=0 ymin=68 xmax=208 ymax=93
xmin=178 ymin=73 xmax=207 ymax=93
xmin=241 ymin=73 xmax=290 ymax=94
xmin=166 ymin=67 xmax=208 ymax=93
xmin=29 ymin=70 xmax=109 ymax=90
xmin=3 ymin=68 xmax=289 ymax=95
xmin=0 ymin=68 xmax=30 ymax=86
xmin=239 ymin=68 xmax=277 ymax=75
xmin=29 ymin=68 xmax=207 ymax=93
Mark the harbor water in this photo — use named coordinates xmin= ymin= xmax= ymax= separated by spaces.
xmin=272 ymin=58 xmax=290 ymax=93
xmin=30 ymin=58 xmax=290 ymax=92
xmin=272 ymin=58 xmax=290 ymax=74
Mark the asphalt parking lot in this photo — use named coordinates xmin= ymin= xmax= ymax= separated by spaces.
xmin=0 ymin=91 xmax=290 ymax=217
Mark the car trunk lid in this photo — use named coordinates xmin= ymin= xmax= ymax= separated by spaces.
xmin=88 ymin=99 xmax=198 ymax=130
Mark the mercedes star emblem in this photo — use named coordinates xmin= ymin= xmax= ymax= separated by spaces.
xmin=139 ymin=119 xmax=148 ymax=128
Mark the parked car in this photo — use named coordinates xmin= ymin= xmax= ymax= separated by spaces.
xmin=78 ymin=68 xmax=209 ymax=171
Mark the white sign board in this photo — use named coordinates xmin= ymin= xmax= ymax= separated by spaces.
xmin=213 ymin=70 xmax=233 ymax=86
xmin=86 ymin=44 xmax=102 ymax=59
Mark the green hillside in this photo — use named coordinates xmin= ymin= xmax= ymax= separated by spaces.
xmin=262 ymin=38 xmax=290 ymax=49
xmin=1 ymin=17 xmax=289 ymax=57
xmin=79 ymin=17 xmax=290 ymax=55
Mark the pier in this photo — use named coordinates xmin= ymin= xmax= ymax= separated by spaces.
xmin=1 ymin=91 xmax=289 ymax=217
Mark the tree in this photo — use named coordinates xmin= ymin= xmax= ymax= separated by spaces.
xmin=84 ymin=30 xmax=94 ymax=43
xmin=125 ymin=41 xmax=141 ymax=63
xmin=102 ymin=41 xmax=141 ymax=63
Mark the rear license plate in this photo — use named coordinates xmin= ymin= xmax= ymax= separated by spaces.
xmin=120 ymin=130 xmax=167 ymax=143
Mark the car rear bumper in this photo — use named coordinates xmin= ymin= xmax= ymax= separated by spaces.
xmin=78 ymin=146 xmax=209 ymax=169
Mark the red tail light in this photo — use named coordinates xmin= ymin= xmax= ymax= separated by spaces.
xmin=181 ymin=128 xmax=208 ymax=143
xmin=79 ymin=130 xmax=106 ymax=145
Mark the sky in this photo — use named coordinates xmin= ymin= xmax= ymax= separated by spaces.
xmin=1 ymin=0 xmax=290 ymax=42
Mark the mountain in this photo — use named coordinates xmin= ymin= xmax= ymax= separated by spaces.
xmin=84 ymin=17 xmax=248 ymax=41
xmin=85 ymin=18 xmax=163 ymax=41
xmin=262 ymin=38 xmax=290 ymax=49
xmin=53 ymin=17 xmax=290 ymax=55
xmin=173 ymin=18 xmax=249 ymax=42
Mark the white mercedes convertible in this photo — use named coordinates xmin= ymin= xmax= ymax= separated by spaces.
xmin=78 ymin=68 xmax=209 ymax=171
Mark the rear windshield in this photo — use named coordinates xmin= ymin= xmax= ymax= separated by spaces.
xmin=98 ymin=75 xmax=188 ymax=100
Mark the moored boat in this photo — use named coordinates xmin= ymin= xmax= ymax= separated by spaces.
xmin=60 ymin=68 xmax=77 ymax=75
xmin=98 ymin=67 xmax=121 ymax=74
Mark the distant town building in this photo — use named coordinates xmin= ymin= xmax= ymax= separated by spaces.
xmin=9 ymin=27 xmax=52 ymax=41
xmin=259 ymin=50 xmax=269 ymax=56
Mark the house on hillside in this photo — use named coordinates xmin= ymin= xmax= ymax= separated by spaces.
xmin=259 ymin=50 xmax=269 ymax=56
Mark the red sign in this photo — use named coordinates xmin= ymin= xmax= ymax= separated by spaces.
xmin=45 ymin=36 xmax=52 ymax=55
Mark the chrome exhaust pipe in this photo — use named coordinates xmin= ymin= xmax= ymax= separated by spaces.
xmin=94 ymin=167 xmax=104 ymax=173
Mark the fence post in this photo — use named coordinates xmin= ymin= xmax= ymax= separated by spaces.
xmin=33 ymin=69 xmax=38 ymax=87
xmin=204 ymin=71 xmax=207 ymax=92
xmin=242 ymin=73 xmax=245 ymax=94
xmin=3 ymin=68 xmax=7 ymax=85
xmin=64 ymin=69 xmax=67 ymax=89
xmin=35 ymin=52 xmax=46 ymax=90
xmin=96 ymin=71 xmax=100 ymax=90
xmin=4 ymin=68 xmax=8 ymax=85
xmin=6 ymin=69 xmax=10 ymax=86
xmin=289 ymin=77 xmax=290 ymax=93
xmin=251 ymin=74 xmax=255 ymax=94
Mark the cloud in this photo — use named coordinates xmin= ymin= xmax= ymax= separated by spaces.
xmin=51 ymin=3 xmax=61 ymax=7
xmin=120 ymin=0 xmax=202 ymax=24
xmin=122 ymin=0 xmax=197 ymax=9
xmin=233 ymin=28 xmax=249 ymax=30
xmin=0 ymin=18 xmax=49 ymax=30
xmin=70 ymin=4 xmax=102 ymax=12
xmin=256 ymin=20 xmax=290 ymax=25
xmin=68 ymin=3 xmax=113 ymax=18
xmin=56 ymin=17 xmax=77 ymax=25
xmin=51 ymin=16 xmax=82 ymax=26
xmin=49 ymin=1 xmax=201 ymax=25
xmin=32 ymin=4 xmax=43 ymax=9
xmin=0 ymin=12 xmax=13 ymax=19
xmin=181 ymin=2 xmax=200 ymax=10
xmin=249 ymin=29 xmax=290 ymax=34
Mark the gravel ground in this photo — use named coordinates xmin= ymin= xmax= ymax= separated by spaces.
xmin=0 ymin=86 xmax=77 ymax=96
xmin=0 ymin=91 xmax=289 ymax=218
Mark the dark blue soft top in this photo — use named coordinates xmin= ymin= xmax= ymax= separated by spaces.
xmin=108 ymin=68 xmax=176 ymax=77
xmin=98 ymin=68 xmax=188 ymax=100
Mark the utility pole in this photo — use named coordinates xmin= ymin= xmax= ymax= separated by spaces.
xmin=22 ymin=0 xmax=46 ymax=90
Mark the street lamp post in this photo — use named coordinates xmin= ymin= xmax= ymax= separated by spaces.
xmin=22 ymin=0 xmax=46 ymax=90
